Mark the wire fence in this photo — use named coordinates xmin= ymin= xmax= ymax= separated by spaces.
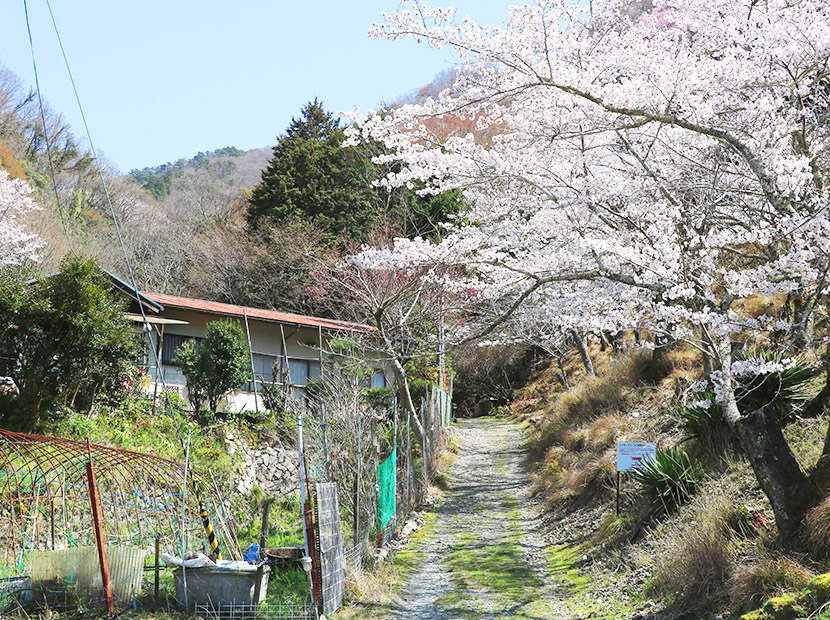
xmin=195 ymin=602 xmax=313 ymax=619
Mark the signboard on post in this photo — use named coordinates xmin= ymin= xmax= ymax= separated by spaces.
xmin=617 ymin=442 xmax=657 ymax=472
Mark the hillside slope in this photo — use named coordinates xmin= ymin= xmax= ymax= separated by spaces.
xmin=509 ymin=341 xmax=828 ymax=619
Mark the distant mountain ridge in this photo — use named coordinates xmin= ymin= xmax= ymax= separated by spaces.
xmin=131 ymin=146 xmax=271 ymax=201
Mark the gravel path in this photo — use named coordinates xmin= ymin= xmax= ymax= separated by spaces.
xmin=392 ymin=418 xmax=564 ymax=620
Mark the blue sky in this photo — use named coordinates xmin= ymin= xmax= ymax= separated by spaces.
xmin=0 ymin=1 xmax=512 ymax=172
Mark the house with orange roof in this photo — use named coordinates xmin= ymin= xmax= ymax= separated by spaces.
xmin=107 ymin=272 xmax=385 ymax=413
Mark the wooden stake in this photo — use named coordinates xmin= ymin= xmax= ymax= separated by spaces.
xmin=253 ymin=498 xmax=272 ymax=604
xmin=616 ymin=472 xmax=622 ymax=516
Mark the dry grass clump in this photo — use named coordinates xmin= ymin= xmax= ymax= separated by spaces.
xmin=647 ymin=493 xmax=734 ymax=605
xmin=343 ymin=565 xmax=397 ymax=608
xmin=663 ymin=344 xmax=702 ymax=373
xmin=563 ymin=413 xmax=630 ymax=453
xmin=593 ymin=512 xmax=636 ymax=547
xmin=806 ymin=495 xmax=830 ymax=554
xmin=559 ymin=372 xmax=627 ymax=422
xmin=561 ymin=448 xmax=616 ymax=502
xmin=650 ymin=523 xmax=732 ymax=604
xmin=626 ymin=348 xmax=671 ymax=385
xmin=729 ymin=556 xmax=815 ymax=612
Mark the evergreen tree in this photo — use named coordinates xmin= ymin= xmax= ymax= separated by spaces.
xmin=0 ymin=258 xmax=139 ymax=430
xmin=247 ymin=99 xmax=381 ymax=242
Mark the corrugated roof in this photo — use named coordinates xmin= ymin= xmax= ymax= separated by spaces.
xmin=141 ymin=292 xmax=373 ymax=333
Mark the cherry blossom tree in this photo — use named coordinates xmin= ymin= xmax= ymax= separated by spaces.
xmin=0 ymin=169 xmax=42 ymax=267
xmin=311 ymin=233 xmax=465 ymax=440
xmin=347 ymin=0 xmax=830 ymax=539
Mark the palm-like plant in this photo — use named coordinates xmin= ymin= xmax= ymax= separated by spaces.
xmin=630 ymin=446 xmax=705 ymax=514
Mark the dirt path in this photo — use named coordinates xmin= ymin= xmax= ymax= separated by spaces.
xmin=392 ymin=418 xmax=563 ymax=620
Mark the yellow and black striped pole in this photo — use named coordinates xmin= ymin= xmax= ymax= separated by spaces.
xmin=193 ymin=483 xmax=221 ymax=560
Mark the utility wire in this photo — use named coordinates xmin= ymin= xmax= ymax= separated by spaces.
xmin=42 ymin=0 xmax=186 ymax=445
xmin=41 ymin=1 xmax=224 ymax=559
xmin=23 ymin=0 xmax=74 ymax=253
xmin=42 ymin=0 xmax=229 ymax=558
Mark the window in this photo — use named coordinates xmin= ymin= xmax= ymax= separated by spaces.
xmin=287 ymin=359 xmax=321 ymax=386
xmin=371 ymin=370 xmax=386 ymax=389
xmin=161 ymin=334 xmax=200 ymax=365
xmin=243 ymin=353 xmax=279 ymax=392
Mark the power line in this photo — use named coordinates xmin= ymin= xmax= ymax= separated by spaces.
xmin=41 ymin=0 xmax=186 ymax=444
xmin=23 ymin=0 xmax=74 ymax=253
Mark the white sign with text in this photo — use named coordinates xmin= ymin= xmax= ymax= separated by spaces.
xmin=616 ymin=442 xmax=657 ymax=472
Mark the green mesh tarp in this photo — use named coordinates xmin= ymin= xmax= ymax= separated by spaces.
xmin=377 ymin=448 xmax=396 ymax=530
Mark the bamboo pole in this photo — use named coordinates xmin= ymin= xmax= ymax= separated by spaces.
xmin=180 ymin=430 xmax=192 ymax=610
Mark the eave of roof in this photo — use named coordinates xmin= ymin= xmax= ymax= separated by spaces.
xmin=141 ymin=292 xmax=373 ymax=333
xmin=27 ymin=268 xmax=164 ymax=313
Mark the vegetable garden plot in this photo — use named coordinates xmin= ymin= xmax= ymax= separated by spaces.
xmin=0 ymin=428 xmax=227 ymax=605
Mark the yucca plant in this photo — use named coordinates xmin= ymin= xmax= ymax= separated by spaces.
xmin=630 ymin=446 xmax=705 ymax=514
xmin=734 ymin=351 xmax=817 ymax=421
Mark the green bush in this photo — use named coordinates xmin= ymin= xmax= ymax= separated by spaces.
xmin=676 ymin=393 xmax=735 ymax=456
xmin=408 ymin=378 xmax=431 ymax=406
xmin=677 ymin=393 xmax=725 ymax=437
xmin=177 ymin=319 xmax=250 ymax=414
xmin=679 ymin=351 xmax=816 ymax=450
xmin=630 ymin=445 xmax=705 ymax=514
xmin=0 ymin=257 xmax=139 ymax=430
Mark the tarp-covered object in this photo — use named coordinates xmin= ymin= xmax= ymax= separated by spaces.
xmin=377 ymin=449 xmax=396 ymax=531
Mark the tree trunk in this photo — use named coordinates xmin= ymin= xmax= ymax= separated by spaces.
xmin=651 ymin=332 xmax=672 ymax=367
xmin=734 ymin=404 xmax=816 ymax=542
xmin=802 ymin=342 xmax=830 ymax=418
xmin=789 ymin=287 xmax=820 ymax=353
xmin=701 ymin=328 xmax=714 ymax=378
xmin=603 ymin=330 xmax=621 ymax=356
xmin=556 ymin=354 xmax=569 ymax=390
xmin=390 ymin=356 xmax=425 ymax=439
xmin=571 ymin=329 xmax=594 ymax=376
xmin=717 ymin=335 xmax=817 ymax=542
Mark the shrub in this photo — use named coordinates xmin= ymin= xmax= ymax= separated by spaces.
xmin=630 ymin=445 xmax=705 ymax=514
xmin=724 ymin=504 xmax=764 ymax=539
xmin=628 ymin=348 xmax=671 ymax=384
xmin=562 ymin=448 xmax=616 ymax=503
xmin=676 ymin=393 xmax=734 ymax=455
xmin=407 ymin=378 xmax=431 ymax=407
xmin=806 ymin=496 xmax=830 ymax=554
xmin=363 ymin=387 xmax=396 ymax=411
xmin=593 ymin=513 xmax=634 ymax=547
xmin=178 ymin=319 xmax=250 ymax=414
xmin=561 ymin=373 xmax=627 ymax=421
xmin=649 ymin=524 xmax=732 ymax=604
xmin=0 ymin=257 xmax=139 ymax=430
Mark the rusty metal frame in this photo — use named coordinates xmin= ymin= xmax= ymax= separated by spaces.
xmin=0 ymin=428 xmax=226 ymax=604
